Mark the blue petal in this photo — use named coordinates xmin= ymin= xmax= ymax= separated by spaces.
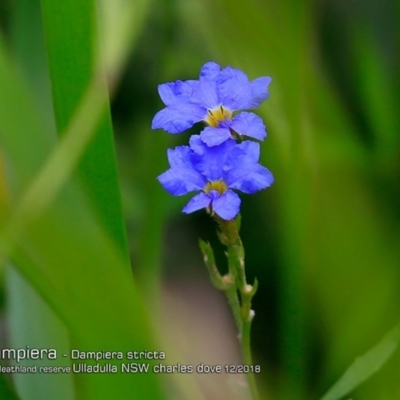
xmin=249 ymin=77 xmax=272 ymax=108
xmin=151 ymin=104 xmax=205 ymax=133
xmin=230 ymin=112 xmax=267 ymax=141
xmin=158 ymin=83 xmax=180 ymax=105
xmin=200 ymin=62 xmax=221 ymax=81
xmin=188 ymin=134 xmax=205 ymax=153
xmin=211 ymin=190 xmax=241 ymax=220
xmin=184 ymin=62 xmax=221 ymax=108
xmin=158 ymin=161 xmax=206 ymax=195
xmin=218 ymin=65 xmax=249 ymax=85
xmin=174 ymin=80 xmax=202 ymax=104
xmin=218 ymin=82 xmax=252 ymax=111
xmin=182 ymin=192 xmax=211 ymax=214
xmin=200 ymin=127 xmax=232 ymax=146
xmin=174 ymin=79 xmax=199 ymax=95
xmin=158 ymin=168 xmax=206 ymax=195
xmin=167 ymin=146 xmax=192 ymax=168
xmin=158 ymin=80 xmax=202 ymax=105
xmin=226 ymin=141 xmax=260 ymax=169
xmin=225 ymin=164 xmax=274 ymax=194
xmin=217 ymin=66 xmax=253 ymax=110
xmin=195 ymin=79 xmax=219 ymax=109
xmin=172 ymin=77 xmax=219 ymax=111
xmin=189 ymin=137 xmax=235 ymax=181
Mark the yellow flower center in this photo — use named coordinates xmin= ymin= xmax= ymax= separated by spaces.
xmin=204 ymin=180 xmax=228 ymax=194
xmin=204 ymin=105 xmax=232 ymax=127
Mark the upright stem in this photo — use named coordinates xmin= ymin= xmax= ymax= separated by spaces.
xmin=201 ymin=215 xmax=260 ymax=400
xmin=240 ymin=295 xmax=259 ymax=400
xmin=199 ymin=239 xmax=242 ymax=332
xmin=225 ymin=285 xmax=243 ymax=333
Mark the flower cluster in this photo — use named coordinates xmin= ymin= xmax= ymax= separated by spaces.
xmin=152 ymin=61 xmax=274 ymax=220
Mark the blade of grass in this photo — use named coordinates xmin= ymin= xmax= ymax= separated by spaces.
xmin=320 ymin=323 xmax=400 ymax=400
xmin=0 ymin=373 xmax=21 ymax=400
xmin=351 ymin=25 xmax=400 ymax=163
xmin=0 ymin=28 xmax=165 ymax=400
xmin=98 ymin=0 xmax=154 ymax=84
xmin=6 ymin=267 xmax=75 ymax=400
xmin=39 ymin=1 xmax=132 ymax=397
xmin=7 ymin=2 xmax=74 ymax=399
xmin=98 ymin=0 xmax=171 ymax=303
xmin=40 ymin=0 xmax=128 ymax=256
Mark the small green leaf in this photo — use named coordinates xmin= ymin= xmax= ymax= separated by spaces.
xmin=199 ymin=239 xmax=227 ymax=290
xmin=321 ymin=323 xmax=400 ymax=400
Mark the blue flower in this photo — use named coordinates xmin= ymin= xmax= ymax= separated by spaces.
xmin=152 ymin=62 xmax=272 ymax=146
xmin=158 ymin=135 xmax=274 ymax=220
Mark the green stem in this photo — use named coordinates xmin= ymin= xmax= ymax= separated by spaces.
xmin=241 ymin=321 xmax=259 ymax=400
xmin=239 ymin=280 xmax=259 ymax=400
xmin=199 ymin=239 xmax=242 ymax=332
xmin=201 ymin=215 xmax=260 ymax=400
xmin=225 ymin=285 xmax=243 ymax=333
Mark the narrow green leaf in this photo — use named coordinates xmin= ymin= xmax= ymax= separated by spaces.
xmin=98 ymin=0 xmax=154 ymax=80
xmin=7 ymin=2 xmax=84 ymax=399
xmin=6 ymin=268 xmax=74 ymax=400
xmin=199 ymin=239 xmax=227 ymax=290
xmin=40 ymin=0 xmax=129 ymax=256
xmin=321 ymin=324 xmax=400 ymax=400
xmin=351 ymin=25 xmax=400 ymax=161
xmin=0 ymin=371 xmax=21 ymax=400
xmin=0 ymin=25 xmax=165 ymax=400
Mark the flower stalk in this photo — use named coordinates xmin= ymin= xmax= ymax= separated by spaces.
xmin=152 ymin=61 xmax=273 ymax=400
xmin=200 ymin=214 xmax=260 ymax=400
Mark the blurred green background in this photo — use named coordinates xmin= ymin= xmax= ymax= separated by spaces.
xmin=0 ymin=0 xmax=399 ymax=399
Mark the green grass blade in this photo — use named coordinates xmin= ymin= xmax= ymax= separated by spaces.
xmin=0 ymin=38 xmax=53 ymax=195
xmin=8 ymin=1 xmax=75 ymax=397
xmin=7 ymin=2 xmax=77 ymax=399
xmin=321 ymin=324 xmax=400 ymax=400
xmin=6 ymin=267 xmax=75 ymax=400
xmin=40 ymin=0 xmax=128 ymax=256
xmin=351 ymin=25 xmax=400 ymax=162
xmin=98 ymin=0 xmax=167 ymax=299
xmin=0 ymin=23 xmax=165 ymax=400
xmin=98 ymin=0 xmax=154 ymax=81
xmin=0 ymin=373 xmax=21 ymax=400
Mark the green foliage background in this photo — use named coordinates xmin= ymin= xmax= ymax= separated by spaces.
xmin=0 ymin=0 xmax=399 ymax=399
